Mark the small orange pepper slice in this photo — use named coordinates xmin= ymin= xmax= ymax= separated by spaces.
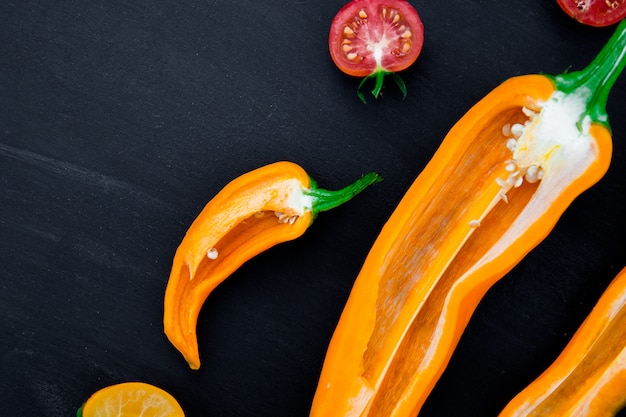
xmin=163 ymin=161 xmax=380 ymax=369
xmin=498 ymin=266 xmax=626 ymax=417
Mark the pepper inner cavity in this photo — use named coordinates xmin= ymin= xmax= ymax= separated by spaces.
xmin=170 ymin=208 xmax=303 ymax=355
xmin=202 ymin=210 xmax=300 ymax=264
xmin=198 ymin=212 xmax=268 ymax=267
xmin=361 ymin=106 xmax=541 ymax=387
xmin=534 ymin=298 xmax=626 ymax=414
xmin=274 ymin=211 xmax=299 ymax=224
xmin=498 ymin=105 xmax=545 ymax=204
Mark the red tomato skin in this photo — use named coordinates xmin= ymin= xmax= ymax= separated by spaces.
xmin=556 ymin=0 xmax=626 ymax=27
xmin=329 ymin=0 xmax=424 ymax=77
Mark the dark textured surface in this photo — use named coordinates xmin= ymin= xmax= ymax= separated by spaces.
xmin=2 ymin=1 xmax=626 ymax=416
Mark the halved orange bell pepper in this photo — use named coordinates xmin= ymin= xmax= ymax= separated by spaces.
xmin=310 ymin=21 xmax=626 ymax=417
xmin=498 ymin=266 xmax=626 ymax=417
xmin=163 ymin=161 xmax=380 ymax=369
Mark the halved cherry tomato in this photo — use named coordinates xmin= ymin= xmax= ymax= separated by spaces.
xmin=556 ymin=0 xmax=626 ymax=27
xmin=329 ymin=0 xmax=424 ymax=102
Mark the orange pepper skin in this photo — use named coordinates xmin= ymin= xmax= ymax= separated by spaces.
xmin=310 ymin=75 xmax=611 ymax=417
xmin=498 ymin=266 xmax=626 ymax=417
xmin=163 ymin=161 xmax=380 ymax=370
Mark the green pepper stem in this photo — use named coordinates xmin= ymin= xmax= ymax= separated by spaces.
xmin=553 ymin=19 xmax=626 ymax=128
xmin=305 ymin=171 xmax=382 ymax=218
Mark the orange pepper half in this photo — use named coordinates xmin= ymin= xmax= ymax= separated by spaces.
xmin=498 ymin=266 xmax=626 ymax=417
xmin=310 ymin=21 xmax=625 ymax=417
xmin=163 ymin=161 xmax=380 ymax=369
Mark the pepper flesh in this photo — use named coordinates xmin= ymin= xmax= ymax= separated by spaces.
xmin=163 ymin=161 xmax=380 ymax=370
xmin=498 ymin=266 xmax=626 ymax=417
xmin=310 ymin=21 xmax=626 ymax=417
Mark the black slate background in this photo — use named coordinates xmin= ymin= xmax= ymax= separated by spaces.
xmin=2 ymin=1 xmax=626 ymax=416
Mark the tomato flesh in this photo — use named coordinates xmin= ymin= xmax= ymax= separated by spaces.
xmin=556 ymin=0 xmax=626 ymax=27
xmin=329 ymin=0 xmax=423 ymax=76
xmin=329 ymin=0 xmax=423 ymax=101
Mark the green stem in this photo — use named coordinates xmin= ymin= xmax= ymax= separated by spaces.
xmin=305 ymin=171 xmax=382 ymax=218
xmin=357 ymin=70 xmax=407 ymax=103
xmin=552 ymin=19 xmax=626 ymax=128
xmin=372 ymin=70 xmax=386 ymax=99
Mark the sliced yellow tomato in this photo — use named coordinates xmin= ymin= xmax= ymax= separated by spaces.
xmin=78 ymin=382 xmax=184 ymax=417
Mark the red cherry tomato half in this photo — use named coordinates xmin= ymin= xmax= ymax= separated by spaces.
xmin=556 ymin=0 xmax=626 ymax=27
xmin=329 ymin=0 xmax=424 ymax=102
